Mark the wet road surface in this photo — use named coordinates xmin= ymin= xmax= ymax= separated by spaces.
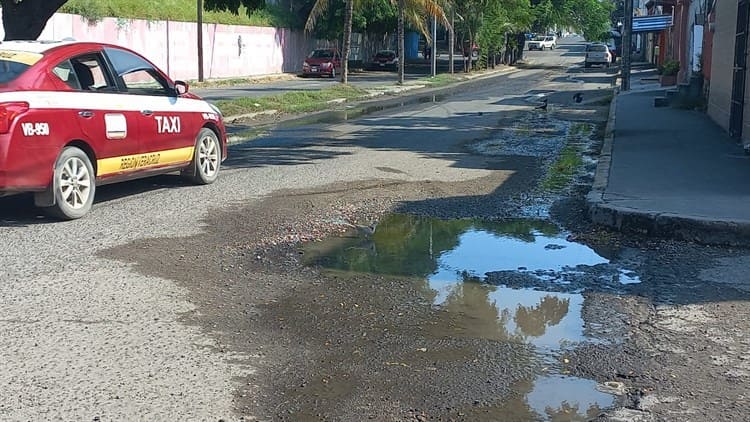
xmin=6 ymin=39 xmax=749 ymax=421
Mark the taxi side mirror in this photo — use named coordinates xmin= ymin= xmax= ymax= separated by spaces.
xmin=174 ymin=80 xmax=189 ymax=95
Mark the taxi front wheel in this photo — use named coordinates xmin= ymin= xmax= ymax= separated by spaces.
xmin=186 ymin=128 xmax=221 ymax=185
xmin=44 ymin=146 xmax=96 ymax=220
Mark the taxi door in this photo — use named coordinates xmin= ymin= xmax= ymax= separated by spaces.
xmin=104 ymin=47 xmax=196 ymax=169
xmin=59 ymin=53 xmax=142 ymax=178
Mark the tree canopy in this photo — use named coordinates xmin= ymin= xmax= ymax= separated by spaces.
xmin=529 ymin=0 xmax=613 ymax=41
xmin=0 ymin=0 xmax=614 ymax=67
xmin=475 ymin=0 xmax=533 ymax=63
xmin=1 ymin=0 xmax=69 ymax=40
xmin=204 ymin=0 xmax=265 ymax=15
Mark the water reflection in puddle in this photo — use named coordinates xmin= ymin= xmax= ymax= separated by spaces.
xmin=307 ymin=214 xmax=639 ymax=290
xmin=432 ymin=226 xmax=607 ymax=278
xmin=526 ymin=375 xmax=615 ymax=419
xmin=304 ymin=214 xmax=634 ymax=417
xmin=431 ymin=282 xmax=586 ymax=350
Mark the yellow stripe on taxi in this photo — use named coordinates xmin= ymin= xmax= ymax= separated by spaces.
xmin=0 ymin=50 xmax=43 ymax=66
xmin=97 ymin=147 xmax=194 ymax=176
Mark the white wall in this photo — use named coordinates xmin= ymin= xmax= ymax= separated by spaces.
xmin=0 ymin=13 xmax=317 ymax=81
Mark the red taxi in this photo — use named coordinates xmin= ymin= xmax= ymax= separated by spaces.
xmin=0 ymin=40 xmax=227 ymax=219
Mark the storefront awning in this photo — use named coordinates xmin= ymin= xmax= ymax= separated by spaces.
xmin=633 ymin=15 xmax=674 ymax=32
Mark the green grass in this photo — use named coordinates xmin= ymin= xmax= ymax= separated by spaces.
xmin=213 ymin=84 xmax=372 ymax=116
xmin=541 ymin=144 xmax=584 ymax=191
xmin=569 ymin=122 xmax=592 ymax=137
xmin=540 ymin=123 xmax=593 ymax=191
xmin=190 ymin=75 xmax=295 ymax=89
xmin=60 ymin=0 xmax=292 ymax=27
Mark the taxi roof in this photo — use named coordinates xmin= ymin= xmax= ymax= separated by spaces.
xmin=0 ymin=39 xmax=79 ymax=54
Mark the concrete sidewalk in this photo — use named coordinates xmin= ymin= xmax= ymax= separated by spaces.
xmin=587 ymin=85 xmax=750 ymax=246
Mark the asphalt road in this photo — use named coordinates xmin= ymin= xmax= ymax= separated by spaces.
xmin=0 ymin=37 xmax=627 ymax=420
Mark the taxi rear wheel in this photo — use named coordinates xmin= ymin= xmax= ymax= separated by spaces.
xmin=187 ymin=128 xmax=221 ymax=184
xmin=45 ymin=147 xmax=96 ymax=220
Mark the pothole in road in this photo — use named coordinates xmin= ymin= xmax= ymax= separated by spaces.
xmin=302 ymin=214 xmax=636 ymax=417
xmin=469 ymin=116 xmax=570 ymax=158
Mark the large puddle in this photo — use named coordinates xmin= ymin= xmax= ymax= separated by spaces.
xmin=304 ymin=214 xmax=639 ymax=417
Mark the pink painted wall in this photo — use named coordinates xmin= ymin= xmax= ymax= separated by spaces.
xmin=0 ymin=13 xmax=315 ymax=81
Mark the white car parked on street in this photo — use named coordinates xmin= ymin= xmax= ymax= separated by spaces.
xmin=584 ymin=43 xmax=612 ymax=68
xmin=528 ymin=36 xmax=556 ymax=51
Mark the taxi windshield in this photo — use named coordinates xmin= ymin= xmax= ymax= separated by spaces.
xmin=0 ymin=50 xmax=42 ymax=84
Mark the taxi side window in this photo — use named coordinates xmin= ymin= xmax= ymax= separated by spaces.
xmin=66 ymin=54 xmax=116 ymax=92
xmin=104 ymin=47 xmax=171 ymax=96
xmin=120 ymin=69 xmax=170 ymax=96
xmin=52 ymin=60 xmax=81 ymax=90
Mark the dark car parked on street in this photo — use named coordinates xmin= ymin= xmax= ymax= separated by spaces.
xmin=368 ymin=50 xmax=398 ymax=71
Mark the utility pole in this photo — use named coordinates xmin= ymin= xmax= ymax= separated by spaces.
xmin=449 ymin=11 xmax=455 ymax=75
xmin=197 ymin=0 xmax=204 ymax=82
xmin=621 ymin=0 xmax=633 ymax=91
xmin=431 ymin=15 xmax=437 ymax=77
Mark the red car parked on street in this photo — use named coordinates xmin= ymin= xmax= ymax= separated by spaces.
xmin=0 ymin=40 xmax=228 ymax=219
xmin=368 ymin=50 xmax=398 ymax=71
xmin=301 ymin=48 xmax=342 ymax=78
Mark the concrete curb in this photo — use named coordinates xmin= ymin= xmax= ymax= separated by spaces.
xmin=588 ymin=89 xmax=617 ymax=195
xmin=586 ymin=91 xmax=750 ymax=247
xmin=225 ymin=109 xmax=278 ymax=124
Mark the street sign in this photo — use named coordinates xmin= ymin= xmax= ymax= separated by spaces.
xmin=632 ymin=15 xmax=674 ymax=32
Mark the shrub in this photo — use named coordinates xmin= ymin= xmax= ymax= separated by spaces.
xmin=661 ymin=59 xmax=680 ymax=76
xmin=61 ymin=0 xmax=107 ymax=24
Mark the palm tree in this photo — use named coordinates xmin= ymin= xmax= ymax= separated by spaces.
xmin=397 ymin=0 xmax=405 ymax=84
xmin=394 ymin=0 xmax=450 ymax=84
xmin=305 ymin=0 xmax=355 ymax=83
xmin=447 ymin=3 xmax=455 ymax=75
xmin=342 ymin=0 xmax=354 ymax=83
xmin=306 ymin=0 xmax=450 ymax=84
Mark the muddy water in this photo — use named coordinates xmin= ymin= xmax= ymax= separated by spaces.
xmin=302 ymin=214 xmax=639 ymax=419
